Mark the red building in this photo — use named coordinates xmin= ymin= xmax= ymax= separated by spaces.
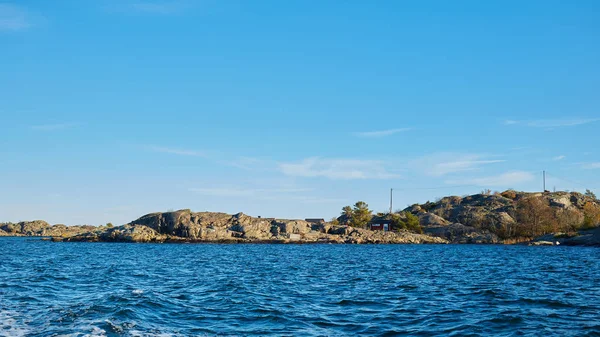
xmin=369 ymin=219 xmax=392 ymax=231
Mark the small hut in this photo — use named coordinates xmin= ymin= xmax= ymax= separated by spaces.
xmin=369 ymin=216 xmax=393 ymax=231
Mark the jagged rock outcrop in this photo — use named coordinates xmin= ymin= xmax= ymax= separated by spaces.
xmin=406 ymin=190 xmax=599 ymax=244
xmin=7 ymin=190 xmax=599 ymax=246
xmin=0 ymin=221 xmax=94 ymax=237
xmin=61 ymin=224 xmax=168 ymax=243
xmin=126 ymin=210 xmax=315 ymax=241
xmin=58 ymin=209 xmax=448 ymax=244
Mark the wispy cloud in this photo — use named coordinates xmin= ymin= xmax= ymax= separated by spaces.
xmin=30 ymin=123 xmax=78 ymax=131
xmin=0 ymin=4 xmax=31 ymax=31
xmin=582 ymin=163 xmax=600 ymax=170
xmin=504 ymin=118 xmax=600 ymax=128
xmin=410 ymin=153 xmax=505 ymax=177
xmin=189 ymin=186 xmax=346 ymax=205
xmin=552 ymin=155 xmax=566 ymax=161
xmin=278 ymin=157 xmax=400 ymax=180
xmin=354 ymin=128 xmax=412 ymax=138
xmin=189 ymin=187 xmax=314 ymax=198
xmin=283 ymin=196 xmax=347 ymax=204
xmin=114 ymin=1 xmax=189 ymax=15
xmin=446 ymin=171 xmax=535 ymax=187
xmin=226 ymin=156 xmax=272 ymax=171
xmin=149 ymin=146 xmax=206 ymax=157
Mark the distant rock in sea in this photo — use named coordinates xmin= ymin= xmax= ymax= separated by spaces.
xmin=0 ymin=221 xmax=95 ymax=237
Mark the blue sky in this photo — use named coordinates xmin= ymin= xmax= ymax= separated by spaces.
xmin=1 ymin=0 xmax=599 ymax=226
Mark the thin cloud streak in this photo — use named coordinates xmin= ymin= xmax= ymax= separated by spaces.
xmin=582 ymin=163 xmax=600 ymax=170
xmin=279 ymin=157 xmax=400 ymax=180
xmin=189 ymin=187 xmax=315 ymax=198
xmin=116 ymin=1 xmax=189 ymax=14
xmin=149 ymin=146 xmax=206 ymax=157
xmin=410 ymin=153 xmax=505 ymax=177
xmin=504 ymin=118 xmax=600 ymax=128
xmin=0 ymin=4 xmax=31 ymax=31
xmin=30 ymin=123 xmax=78 ymax=131
xmin=354 ymin=128 xmax=412 ymax=138
xmin=552 ymin=155 xmax=566 ymax=161
xmin=446 ymin=171 xmax=535 ymax=187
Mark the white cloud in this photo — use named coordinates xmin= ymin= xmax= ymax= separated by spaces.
xmin=149 ymin=146 xmax=206 ymax=157
xmin=30 ymin=123 xmax=78 ymax=131
xmin=410 ymin=153 xmax=505 ymax=177
xmin=504 ymin=118 xmax=600 ymax=128
xmin=0 ymin=4 xmax=31 ymax=31
xmin=582 ymin=163 xmax=600 ymax=170
xmin=278 ymin=157 xmax=400 ymax=180
xmin=354 ymin=128 xmax=412 ymax=138
xmin=552 ymin=155 xmax=566 ymax=161
xmin=446 ymin=171 xmax=535 ymax=187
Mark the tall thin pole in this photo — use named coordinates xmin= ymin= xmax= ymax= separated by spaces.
xmin=543 ymin=171 xmax=546 ymax=192
xmin=390 ymin=188 xmax=393 ymax=214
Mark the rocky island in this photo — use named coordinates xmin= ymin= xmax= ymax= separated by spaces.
xmin=2 ymin=190 xmax=599 ymax=246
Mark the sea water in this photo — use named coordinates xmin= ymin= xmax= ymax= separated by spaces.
xmin=1 ymin=237 xmax=599 ymax=336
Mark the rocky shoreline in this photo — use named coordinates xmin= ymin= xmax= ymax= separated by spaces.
xmin=52 ymin=211 xmax=448 ymax=245
xmin=2 ymin=190 xmax=599 ymax=246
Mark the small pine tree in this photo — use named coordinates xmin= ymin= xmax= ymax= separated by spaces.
xmin=585 ymin=189 xmax=597 ymax=200
xmin=351 ymin=201 xmax=372 ymax=228
xmin=341 ymin=206 xmax=353 ymax=217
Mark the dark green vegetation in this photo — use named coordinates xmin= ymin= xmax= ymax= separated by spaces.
xmin=336 ymin=201 xmax=423 ymax=233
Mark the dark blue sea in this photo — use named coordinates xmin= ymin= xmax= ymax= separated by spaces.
xmin=1 ymin=237 xmax=600 ymax=336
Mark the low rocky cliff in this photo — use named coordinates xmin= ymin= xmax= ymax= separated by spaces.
xmin=0 ymin=221 xmax=95 ymax=237
xmin=404 ymin=191 xmax=600 ymax=244
xmin=5 ymin=190 xmax=599 ymax=246
xmin=60 ymin=209 xmax=447 ymax=244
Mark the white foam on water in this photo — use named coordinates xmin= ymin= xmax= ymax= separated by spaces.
xmin=132 ymin=289 xmax=144 ymax=295
xmin=83 ymin=326 xmax=107 ymax=337
xmin=129 ymin=331 xmax=179 ymax=337
xmin=0 ymin=310 xmax=30 ymax=337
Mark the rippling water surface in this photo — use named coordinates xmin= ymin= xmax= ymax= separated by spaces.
xmin=1 ymin=237 xmax=600 ymax=336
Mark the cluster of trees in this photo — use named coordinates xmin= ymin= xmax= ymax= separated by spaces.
xmin=333 ymin=201 xmax=423 ymax=233
xmin=496 ymin=197 xmax=600 ymax=239
xmin=387 ymin=212 xmax=423 ymax=233
xmin=338 ymin=201 xmax=372 ymax=228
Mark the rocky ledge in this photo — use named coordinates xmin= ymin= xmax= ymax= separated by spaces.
xmin=5 ymin=190 xmax=599 ymax=246
xmin=404 ymin=190 xmax=600 ymax=245
xmin=0 ymin=221 xmax=96 ymax=238
xmin=55 ymin=210 xmax=447 ymax=244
